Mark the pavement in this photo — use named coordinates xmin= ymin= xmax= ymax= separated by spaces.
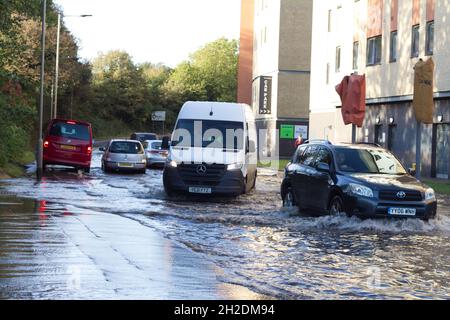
xmin=0 ymin=196 xmax=266 ymax=300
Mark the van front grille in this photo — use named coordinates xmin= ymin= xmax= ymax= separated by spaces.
xmin=177 ymin=163 xmax=227 ymax=186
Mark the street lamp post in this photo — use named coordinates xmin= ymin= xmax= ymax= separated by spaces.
xmin=53 ymin=13 xmax=92 ymax=119
xmin=37 ymin=0 xmax=47 ymax=181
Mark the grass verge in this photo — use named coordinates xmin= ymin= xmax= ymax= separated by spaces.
xmin=423 ymin=179 xmax=450 ymax=195
xmin=258 ymin=159 xmax=290 ymax=171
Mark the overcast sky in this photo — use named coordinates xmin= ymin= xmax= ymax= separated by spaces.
xmin=54 ymin=0 xmax=241 ymax=67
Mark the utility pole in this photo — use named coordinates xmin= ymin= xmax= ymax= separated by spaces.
xmin=415 ymin=121 xmax=422 ymax=179
xmin=53 ymin=13 xmax=61 ymax=119
xmin=37 ymin=0 xmax=47 ymax=180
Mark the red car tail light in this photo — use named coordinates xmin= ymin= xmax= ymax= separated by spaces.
xmin=44 ymin=141 xmax=49 ymax=148
xmin=87 ymin=146 xmax=92 ymax=154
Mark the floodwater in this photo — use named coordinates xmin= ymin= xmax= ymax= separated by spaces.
xmin=0 ymin=150 xmax=449 ymax=299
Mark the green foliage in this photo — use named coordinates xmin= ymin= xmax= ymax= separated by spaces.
xmin=165 ymin=38 xmax=238 ymax=103
xmin=0 ymin=94 xmax=36 ymax=167
xmin=0 ymin=1 xmax=239 ymax=174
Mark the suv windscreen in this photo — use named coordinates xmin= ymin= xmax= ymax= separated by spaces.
xmin=109 ymin=142 xmax=143 ymax=154
xmin=49 ymin=121 xmax=90 ymax=141
xmin=172 ymin=119 xmax=244 ymax=150
xmin=335 ymin=147 xmax=407 ymax=175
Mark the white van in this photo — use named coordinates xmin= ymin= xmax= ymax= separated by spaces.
xmin=163 ymin=101 xmax=258 ymax=196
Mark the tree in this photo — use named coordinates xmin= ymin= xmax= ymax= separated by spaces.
xmin=91 ymin=50 xmax=147 ymax=124
xmin=165 ymin=38 xmax=238 ymax=104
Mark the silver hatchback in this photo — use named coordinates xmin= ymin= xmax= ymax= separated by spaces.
xmin=101 ymin=140 xmax=147 ymax=174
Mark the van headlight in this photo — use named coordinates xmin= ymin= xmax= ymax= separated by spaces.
xmin=425 ymin=188 xmax=436 ymax=201
xmin=227 ymin=163 xmax=243 ymax=171
xmin=167 ymin=160 xmax=178 ymax=168
xmin=348 ymin=183 xmax=374 ymax=198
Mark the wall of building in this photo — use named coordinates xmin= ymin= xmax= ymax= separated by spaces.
xmin=251 ymin=0 xmax=313 ymax=159
xmin=237 ymin=0 xmax=255 ymax=105
xmin=309 ymin=0 xmax=450 ymax=178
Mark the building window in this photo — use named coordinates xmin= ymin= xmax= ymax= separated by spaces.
xmin=390 ymin=31 xmax=397 ymax=62
xmin=388 ymin=124 xmax=396 ymax=151
xmin=375 ymin=125 xmax=383 ymax=145
xmin=367 ymin=36 xmax=382 ymax=66
xmin=411 ymin=25 xmax=420 ymax=58
xmin=353 ymin=41 xmax=359 ymax=70
xmin=335 ymin=46 xmax=341 ymax=72
xmin=426 ymin=21 xmax=434 ymax=55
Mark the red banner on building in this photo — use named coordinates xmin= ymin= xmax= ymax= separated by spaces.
xmin=335 ymin=74 xmax=366 ymax=128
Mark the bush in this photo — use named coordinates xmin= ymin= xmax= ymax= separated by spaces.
xmin=0 ymin=93 xmax=36 ymax=167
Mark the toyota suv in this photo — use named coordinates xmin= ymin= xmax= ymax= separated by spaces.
xmin=281 ymin=140 xmax=437 ymax=220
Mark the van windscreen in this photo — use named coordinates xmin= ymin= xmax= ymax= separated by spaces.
xmin=172 ymin=119 xmax=244 ymax=150
xmin=49 ymin=121 xmax=90 ymax=141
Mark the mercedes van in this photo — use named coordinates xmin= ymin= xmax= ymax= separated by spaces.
xmin=163 ymin=102 xmax=258 ymax=196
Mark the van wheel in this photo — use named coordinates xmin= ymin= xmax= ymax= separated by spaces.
xmin=329 ymin=195 xmax=344 ymax=216
xmin=242 ymin=176 xmax=248 ymax=194
xmin=283 ymin=187 xmax=296 ymax=207
xmin=251 ymin=172 xmax=257 ymax=190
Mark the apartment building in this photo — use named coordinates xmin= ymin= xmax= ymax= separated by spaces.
xmin=309 ymin=0 xmax=450 ymax=178
xmin=238 ymin=0 xmax=313 ymax=159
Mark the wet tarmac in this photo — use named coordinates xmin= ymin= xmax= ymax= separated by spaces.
xmin=0 ymin=150 xmax=449 ymax=299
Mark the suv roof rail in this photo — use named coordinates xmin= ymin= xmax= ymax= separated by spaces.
xmin=341 ymin=142 xmax=383 ymax=148
xmin=304 ymin=139 xmax=333 ymax=145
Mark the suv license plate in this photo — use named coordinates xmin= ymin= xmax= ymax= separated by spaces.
xmin=189 ymin=187 xmax=212 ymax=194
xmin=388 ymin=208 xmax=417 ymax=217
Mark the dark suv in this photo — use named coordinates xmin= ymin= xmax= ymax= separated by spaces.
xmin=130 ymin=133 xmax=157 ymax=143
xmin=281 ymin=140 xmax=437 ymax=220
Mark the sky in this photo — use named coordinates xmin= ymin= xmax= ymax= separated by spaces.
xmin=54 ymin=0 xmax=241 ymax=68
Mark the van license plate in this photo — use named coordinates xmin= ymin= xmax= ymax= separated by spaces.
xmin=189 ymin=187 xmax=212 ymax=194
xmin=388 ymin=208 xmax=417 ymax=216
xmin=61 ymin=145 xmax=76 ymax=151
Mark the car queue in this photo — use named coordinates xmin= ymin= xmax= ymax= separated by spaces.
xmin=41 ymin=101 xmax=438 ymax=221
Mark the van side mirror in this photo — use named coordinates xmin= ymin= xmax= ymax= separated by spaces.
xmin=99 ymin=147 xmax=105 ymax=152
xmin=161 ymin=137 xmax=170 ymax=150
xmin=408 ymin=168 xmax=416 ymax=176
xmin=317 ymin=162 xmax=330 ymax=173
xmin=247 ymin=140 xmax=256 ymax=153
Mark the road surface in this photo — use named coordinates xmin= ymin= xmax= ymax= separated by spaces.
xmin=0 ymin=150 xmax=449 ymax=299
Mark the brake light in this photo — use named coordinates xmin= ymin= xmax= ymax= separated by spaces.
xmin=43 ymin=141 xmax=49 ymax=148
xmin=67 ymin=121 xmax=76 ymax=125
xmin=87 ymin=146 xmax=92 ymax=154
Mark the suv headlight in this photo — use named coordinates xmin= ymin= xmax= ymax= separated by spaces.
xmin=425 ymin=188 xmax=436 ymax=201
xmin=227 ymin=163 xmax=243 ymax=171
xmin=348 ymin=183 xmax=374 ymax=198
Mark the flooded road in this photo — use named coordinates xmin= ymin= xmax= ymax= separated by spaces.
xmin=1 ymin=150 xmax=449 ymax=299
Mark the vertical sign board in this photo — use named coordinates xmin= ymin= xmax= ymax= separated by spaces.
xmin=259 ymin=76 xmax=272 ymax=115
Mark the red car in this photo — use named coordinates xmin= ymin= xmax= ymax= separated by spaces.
xmin=43 ymin=119 xmax=93 ymax=173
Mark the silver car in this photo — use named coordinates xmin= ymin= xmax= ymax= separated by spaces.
xmin=101 ymin=140 xmax=147 ymax=174
xmin=143 ymin=140 xmax=169 ymax=167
